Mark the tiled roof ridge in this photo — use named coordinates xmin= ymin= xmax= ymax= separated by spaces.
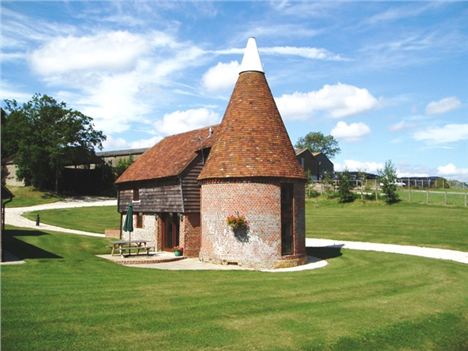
xmin=198 ymin=71 xmax=306 ymax=181
xmin=115 ymin=125 xmax=219 ymax=184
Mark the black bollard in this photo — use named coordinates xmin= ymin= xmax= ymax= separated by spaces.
xmin=36 ymin=214 xmax=40 ymax=226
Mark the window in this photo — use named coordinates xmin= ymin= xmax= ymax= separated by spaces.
xmin=133 ymin=188 xmax=140 ymax=201
xmin=136 ymin=213 xmax=143 ymax=228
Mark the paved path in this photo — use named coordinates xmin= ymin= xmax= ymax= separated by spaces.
xmin=307 ymin=238 xmax=468 ymax=264
xmin=5 ymin=200 xmax=467 ymax=264
xmin=5 ymin=199 xmax=116 ymax=237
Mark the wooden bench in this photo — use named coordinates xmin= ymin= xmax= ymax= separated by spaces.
xmin=110 ymin=240 xmax=154 ymax=257
xmin=117 ymin=245 xmax=154 ymax=256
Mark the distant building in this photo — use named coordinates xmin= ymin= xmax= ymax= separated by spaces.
xmin=295 ymin=148 xmax=334 ymax=180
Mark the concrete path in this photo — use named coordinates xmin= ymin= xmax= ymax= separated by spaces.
xmin=5 ymin=200 xmax=467 ymax=265
xmin=5 ymin=198 xmax=116 ymax=237
xmin=307 ymin=238 xmax=468 ymax=264
xmin=105 ymin=255 xmax=329 ymax=273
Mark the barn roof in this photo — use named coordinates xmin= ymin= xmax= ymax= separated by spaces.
xmin=198 ymin=39 xmax=306 ymax=181
xmin=115 ymin=126 xmax=217 ymax=184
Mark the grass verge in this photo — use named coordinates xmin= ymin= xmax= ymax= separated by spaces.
xmin=306 ymin=197 xmax=468 ymax=251
xmin=5 ymin=186 xmax=63 ymax=208
xmin=2 ymin=226 xmax=468 ymax=351
xmin=23 ymin=206 xmax=120 ymax=234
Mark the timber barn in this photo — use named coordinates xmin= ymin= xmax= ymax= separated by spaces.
xmin=116 ymin=38 xmax=307 ymax=269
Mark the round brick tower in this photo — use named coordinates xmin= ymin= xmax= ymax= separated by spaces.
xmin=198 ymin=38 xmax=307 ymax=269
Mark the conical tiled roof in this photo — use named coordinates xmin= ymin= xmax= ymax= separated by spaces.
xmin=199 ymin=40 xmax=305 ymax=181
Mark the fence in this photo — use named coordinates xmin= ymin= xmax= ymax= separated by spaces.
xmin=308 ymin=179 xmax=468 ymax=207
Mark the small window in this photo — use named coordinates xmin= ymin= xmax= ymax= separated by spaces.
xmin=136 ymin=213 xmax=143 ymax=228
xmin=300 ymin=157 xmax=305 ymax=168
xmin=133 ymin=188 xmax=140 ymax=201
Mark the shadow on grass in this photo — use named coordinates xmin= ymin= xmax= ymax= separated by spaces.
xmin=2 ymin=229 xmax=62 ymax=260
xmin=306 ymin=245 xmax=343 ymax=261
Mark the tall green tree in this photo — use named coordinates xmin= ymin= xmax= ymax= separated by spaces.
xmin=378 ymin=160 xmax=400 ymax=204
xmin=295 ymin=132 xmax=340 ymax=158
xmin=338 ymin=169 xmax=354 ymax=203
xmin=2 ymin=94 xmax=106 ymax=192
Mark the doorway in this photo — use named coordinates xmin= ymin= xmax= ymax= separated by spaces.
xmin=160 ymin=213 xmax=180 ymax=251
xmin=281 ymin=183 xmax=294 ymax=256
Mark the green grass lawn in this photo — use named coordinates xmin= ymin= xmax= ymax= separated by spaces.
xmin=397 ymin=189 xmax=467 ymax=207
xmin=6 ymin=186 xmax=63 ymax=208
xmin=307 ymin=197 xmax=468 ymax=251
xmin=23 ymin=206 xmax=120 ymax=233
xmin=2 ymin=226 xmax=467 ymax=351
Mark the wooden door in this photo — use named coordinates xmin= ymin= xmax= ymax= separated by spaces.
xmin=281 ymin=184 xmax=294 ymax=256
xmin=161 ymin=213 xmax=180 ymax=251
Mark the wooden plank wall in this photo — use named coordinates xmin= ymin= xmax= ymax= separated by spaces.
xmin=118 ymin=178 xmax=184 ymax=213
xmin=181 ymin=153 xmax=204 ymax=213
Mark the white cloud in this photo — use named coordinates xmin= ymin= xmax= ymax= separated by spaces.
xmin=29 ymin=31 xmax=149 ymax=75
xmin=425 ymin=96 xmax=461 ymax=115
xmin=414 ymin=124 xmax=468 ymax=144
xmin=102 ymin=135 xmax=162 ymax=151
xmin=154 ymin=108 xmax=220 ymax=136
xmin=335 ymin=160 xmax=384 ymax=173
xmin=261 ymin=46 xmax=346 ymax=61
xmin=215 ymin=46 xmax=346 ymax=61
xmin=202 ymin=61 xmax=240 ymax=92
xmin=102 ymin=135 xmax=133 ymax=150
xmin=130 ymin=136 xmax=162 ymax=149
xmin=25 ymin=30 xmax=208 ymax=135
xmin=389 ymin=120 xmax=412 ymax=132
xmin=437 ymin=163 xmax=468 ymax=177
xmin=275 ymin=83 xmax=378 ymax=120
xmin=331 ymin=121 xmax=371 ymax=141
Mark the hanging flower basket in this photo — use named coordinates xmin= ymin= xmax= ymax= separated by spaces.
xmin=226 ymin=213 xmax=248 ymax=230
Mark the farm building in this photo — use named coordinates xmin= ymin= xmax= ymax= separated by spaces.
xmin=295 ymin=148 xmax=334 ymax=180
xmin=116 ymin=38 xmax=307 ymax=269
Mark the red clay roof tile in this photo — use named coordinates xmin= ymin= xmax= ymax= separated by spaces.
xmin=115 ymin=126 xmax=217 ymax=184
xmin=198 ymin=71 xmax=306 ymax=181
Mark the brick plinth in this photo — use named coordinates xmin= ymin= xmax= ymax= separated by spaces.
xmin=200 ymin=180 xmax=305 ymax=269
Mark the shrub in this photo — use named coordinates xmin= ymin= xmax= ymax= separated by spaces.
xmin=338 ymin=170 xmax=355 ymax=203
xmin=378 ymin=160 xmax=400 ymax=204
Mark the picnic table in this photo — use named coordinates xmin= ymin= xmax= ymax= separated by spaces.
xmin=111 ymin=240 xmax=154 ymax=257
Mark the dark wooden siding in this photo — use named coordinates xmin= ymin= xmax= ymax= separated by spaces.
xmin=296 ymin=151 xmax=318 ymax=180
xmin=118 ymin=178 xmax=184 ymax=213
xmin=181 ymin=153 xmax=204 ymax=213
xmin=314 ymin=153 xmax=334 ymax=177
xmin=296 ymin=151 xmax=334 ymax=180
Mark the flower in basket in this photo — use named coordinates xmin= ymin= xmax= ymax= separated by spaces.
xmin=226 ymin=212 xmax=248 ymax=230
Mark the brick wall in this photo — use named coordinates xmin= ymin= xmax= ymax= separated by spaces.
xmin=200 ymin=181 xmax=305 ymax=269
xmin=180 ymin=213 xmax=201 ymax=257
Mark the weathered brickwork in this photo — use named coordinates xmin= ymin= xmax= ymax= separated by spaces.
xmin=180 ymin=213 xmax=201 ymax=257
xmin=200 ymin=181 xmax=305 ymax=269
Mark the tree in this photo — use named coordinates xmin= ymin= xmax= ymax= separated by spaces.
xmin=338 ymin=169 xmax=354 ymax=203
xmin=114 ymin=156 xmax=134 ymax=177
xmin=2 ymin=94 xmax=106 ymax=192
xmin=295 ymin=132 xmax=340 ymax=158
xmin=378 ymin=160 xmax=399 ymax=204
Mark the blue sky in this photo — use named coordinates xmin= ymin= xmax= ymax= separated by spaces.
xmin=1 ymin=1 xmax=467 ymax=180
